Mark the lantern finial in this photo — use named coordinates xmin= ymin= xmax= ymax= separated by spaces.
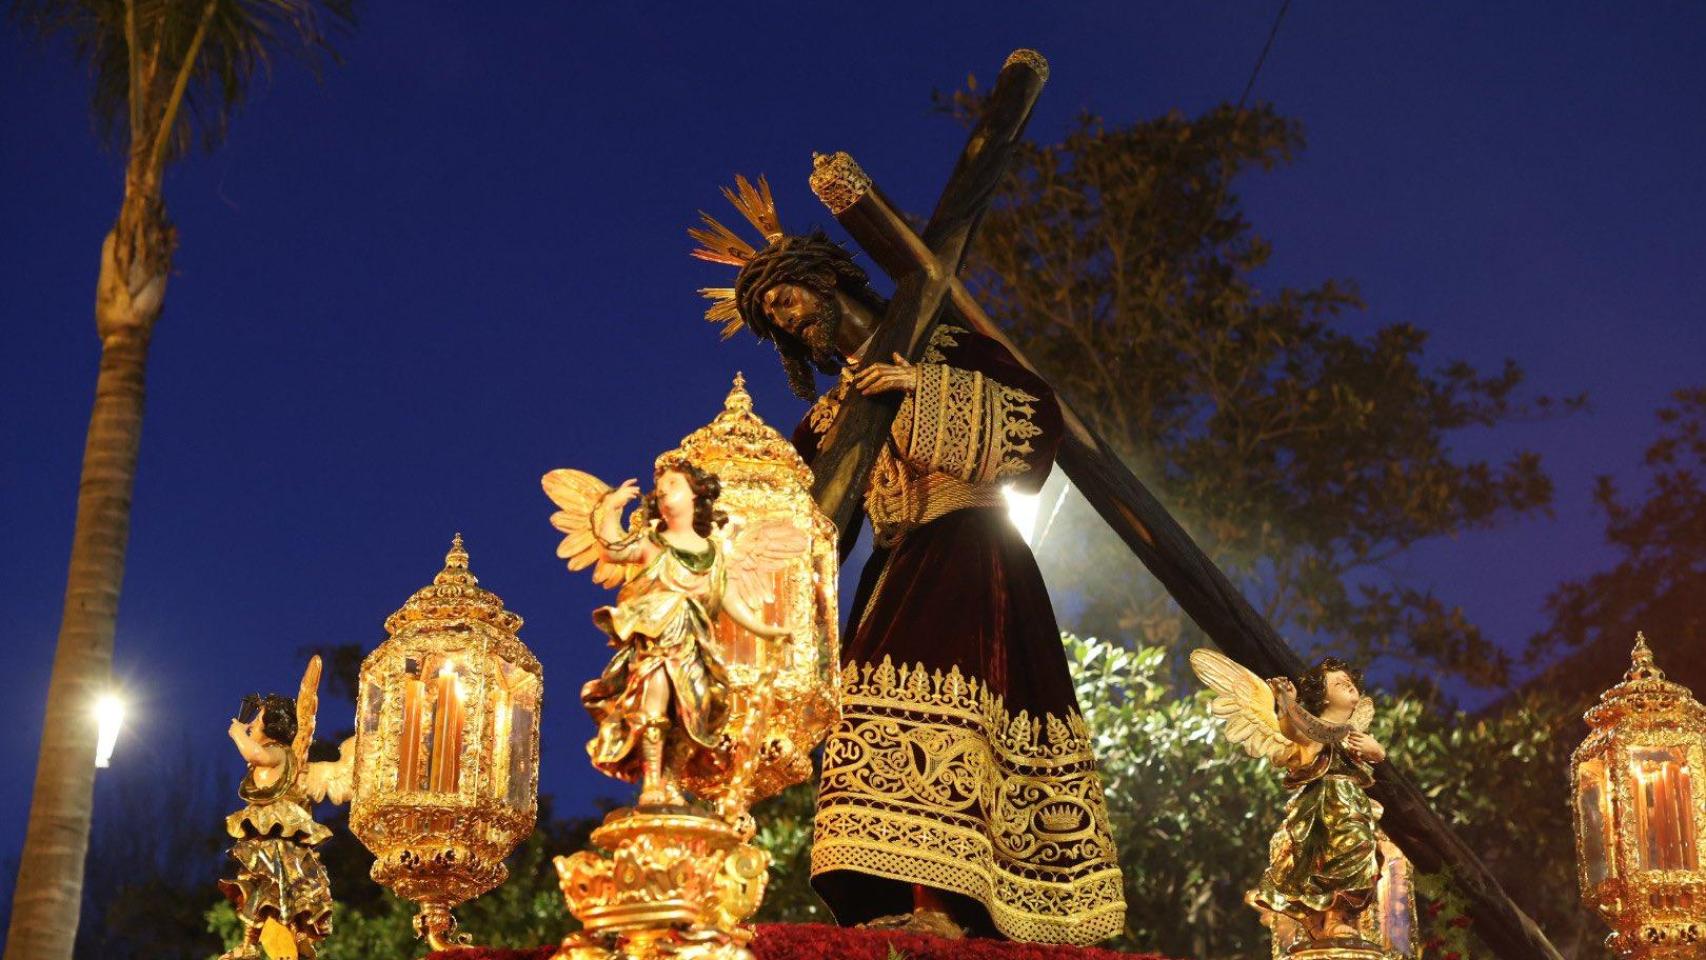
xmin=726 ymin=372 xmax=751 ymax=413
xmin=433 ymin=533 xmax=476 ymax=588
xmin=1625 ymin=631 xmax=1665 ymax=683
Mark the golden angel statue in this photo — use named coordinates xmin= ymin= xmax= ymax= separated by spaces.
xmin=1189 ymin=649 xmax=1390 ymax=949
xmin=218 ymin=655 xmax=355 ymax=960
xmin=543 ymin=456 xmax=804 ymax=809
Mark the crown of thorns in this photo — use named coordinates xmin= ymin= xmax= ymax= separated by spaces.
xmin=689 ymin=175 xmax=869 ymax=342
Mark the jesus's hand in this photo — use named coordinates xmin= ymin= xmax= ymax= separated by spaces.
xmin=849 ymin=353 xmax=918 ymax=396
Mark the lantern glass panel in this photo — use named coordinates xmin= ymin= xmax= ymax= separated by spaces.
xmin=359 ymin=677 xmax=384 ymax=739
xmin=507 ymin=699 xmax=536 ymax=810
xmin=1377 ymin=851 xmax=1415 ymax=955
xmin=1630 ymin=746 xmax=1698 ymax=871
xmin=1577 ymin=756 xmax=1615 ymax=886
xmin=398 ymin=658 xmax=428 ymax=791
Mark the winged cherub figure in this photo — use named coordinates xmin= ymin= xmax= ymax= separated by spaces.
xmin=543 ymin=457 xmax=802 ymax=808
xmin=1189 ymin=649 xmax=1389 ymax=946
xmin=218 ymin=655 xmax=354 ymax=960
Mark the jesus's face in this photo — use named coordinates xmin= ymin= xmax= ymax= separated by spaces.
xmin=761 ymin=281 xmax=842 ymax=367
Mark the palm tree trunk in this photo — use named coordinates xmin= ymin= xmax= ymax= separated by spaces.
xmin=5 ymin=216 xmax=165 ymax=960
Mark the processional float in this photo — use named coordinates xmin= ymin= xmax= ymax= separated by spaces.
xmin=202 ymin=42 xmax=1597 ymax=960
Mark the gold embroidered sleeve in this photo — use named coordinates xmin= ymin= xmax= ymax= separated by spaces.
xmin=897 ymin=363 xmax=1044 ymax=483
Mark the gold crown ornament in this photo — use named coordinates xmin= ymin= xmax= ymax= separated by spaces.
xmin=689 ymin=176 xmax=786 ymax=340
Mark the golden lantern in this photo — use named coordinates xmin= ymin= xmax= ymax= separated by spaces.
xmin=1573 ymin=633 xmax=1706 ymax=957
xmin=349 ymin=535 xmax=543 ymax=951
xmin=662 ymin=372 xmax=840 ymax=826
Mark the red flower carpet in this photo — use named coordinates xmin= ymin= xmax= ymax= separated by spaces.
xmin=429 ymin=924 xmax=1173 ymax=960
xmin=429 ymin=920 xmax=1173 ymax=960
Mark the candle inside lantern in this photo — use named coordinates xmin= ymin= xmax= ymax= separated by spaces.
xmin=429 ymin=661 xmax=465 ymax=793
xmin=398 ymin=676 xmax=426 ymax=790
xmin=1636 ymin=763 xmax=1660 ymax=868
xmin=1633 ymin=749 xmax=1696 ymax=871
xmin=1652 ymin=758 xmax=1695 ymax=870
xmin=1660 ymin=763 xmax=1678 ymax=867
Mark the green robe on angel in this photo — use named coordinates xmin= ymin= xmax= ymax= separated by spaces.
xmin=1252 ymin=742 xmax=1382 ymax=924
xmin=582 ymin=531 xmax=735 ymax=777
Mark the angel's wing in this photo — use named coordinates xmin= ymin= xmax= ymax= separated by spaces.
xmin=724 ymin=518 xmax=809 ymax=612
xmin=1188 ymin=648 xmax=1299 ymax=765
xmin=304 ymin=735 xmax=356 ymax=805
xmin=1349 ymin=695 xmax=1375 ymax=733
xmin=292 ymin=656 xmax=322 ymax=771
xmin=542 ymin=468 xmax=642 ymax=589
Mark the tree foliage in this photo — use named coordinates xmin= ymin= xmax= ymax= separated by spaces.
xmin=942 ymin=89 xmax=1577 ymax=690
xmin=1525 ymin=386 xmax=1706 ymax=701
xmin=10 ymin=0 xmax=354 ymax=170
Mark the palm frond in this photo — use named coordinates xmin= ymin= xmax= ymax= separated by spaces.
xmin=8 ymin=0 xmax=355 ymax=164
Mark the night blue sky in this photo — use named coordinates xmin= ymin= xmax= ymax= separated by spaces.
xmin=2 ymin=1 xmax=1702 ymax=868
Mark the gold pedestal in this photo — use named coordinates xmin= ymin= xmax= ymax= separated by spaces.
xmin=1286 ymin=938 xmax=1398 ymax=960
xmin=554 ymin=809 xmax=770 ymax=960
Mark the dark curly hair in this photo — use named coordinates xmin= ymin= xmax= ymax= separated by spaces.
xmin=255 ymin=694 xmax=297 ymax=746
xmin=733 ymin=230 xmax=884 ymax=400
xmin=1296 ymin=657 xmax=1364 ymax=715
xmin=644 ymin=458 xmax=728 ymax=537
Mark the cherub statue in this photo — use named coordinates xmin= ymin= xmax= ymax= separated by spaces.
xmin=543 ymin=457 xmax=802 ymax=808
xmin=1189 ymin=649 xmax=1390 ymax=949
xmin=218 ymin=656 xmax=354 ymax=960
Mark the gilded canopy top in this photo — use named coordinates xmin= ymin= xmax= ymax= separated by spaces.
xmin=657 ymin=374 xmax=815 ymax=494
xmin=1583 ymin=632 xmax=1706 ymax=732
xmin=382 ymin=534 xmax=526 ymax=638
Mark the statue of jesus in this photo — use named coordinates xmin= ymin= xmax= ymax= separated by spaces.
xmin=688 ymin=177 xmax=1125 ymax=944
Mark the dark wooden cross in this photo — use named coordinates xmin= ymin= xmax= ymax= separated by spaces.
xmin=802 ymin=48 xmax=1564 ymax=960
xmin=805 ymin=50 xmax=1049 ymax=545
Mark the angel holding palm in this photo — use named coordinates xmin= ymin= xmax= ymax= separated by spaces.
xmin=543 ymin=457 xmax=802 ymax=808
xmin=1189 ymin=650 xmax=1389 ymax=946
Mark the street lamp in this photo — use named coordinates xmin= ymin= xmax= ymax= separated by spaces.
xmin=1002 ymin=485 xmax=1042 ymax=546
xmin=93 ymin=693 xmax=124 ymax=768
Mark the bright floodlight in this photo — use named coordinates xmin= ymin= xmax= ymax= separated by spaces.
xmin=1003 ymin=486 xmax=1042 ymax=547
xmin=93 ymin=694 xmax=125 ymax=768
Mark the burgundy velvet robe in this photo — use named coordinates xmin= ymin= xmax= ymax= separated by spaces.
xmin=795 ymin=324 xmax=1125 ymax=945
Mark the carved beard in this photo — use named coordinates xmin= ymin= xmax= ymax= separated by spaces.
xmin=764 ymin=287 xmax=849 ymax=400
xmin=789 ymin=299 xmax=845 ymax=370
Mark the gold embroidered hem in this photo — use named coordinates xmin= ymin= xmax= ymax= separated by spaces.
xmin=811 ymin=657 xmax=1127 ymax=945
